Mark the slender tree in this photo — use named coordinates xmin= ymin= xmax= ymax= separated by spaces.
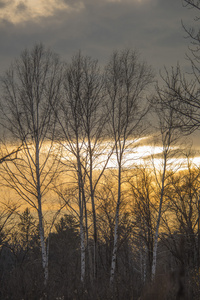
xmin=105 ymin=49 xmax=154 ymax=285
xmin=158 ymin=0 xmax=200 ymax=134
xmin=128 ymin=165 xmax=155 ymax=282
xmin=150 ymin=83 xmax=183 ymax=280
xmin=57 ymin=52 xmax=111 ymax=281
xmin=0 ymin=43 xmax=63 ymax=286
xmin=165 ymin=152 xmax=200 ymax=266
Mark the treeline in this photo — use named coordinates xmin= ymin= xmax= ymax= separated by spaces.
xmin=0 ymin=161 xmax=200 ymax=299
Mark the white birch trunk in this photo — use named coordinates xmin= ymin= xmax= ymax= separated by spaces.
xmin=110 ymin=207 xmax=119 ymax=286
xmin=151 ymin=153 xmax=167 ymax=281
xmin=88 ymin=138 xmax=98 ymax=280
xmin=110 ymin=164 xmax=121 ymax=286
xmin=151 ymin=228 xmax=159 ymax=280
xmin=77 ymin=143 xmax=86 ymax=283
xmin=36 ymin=140 xmax=48 ymax=285
xmin=38 ymin=213 xmax=48 ymax=285
xmin=80 ymin=218 xmax=86 ymax=283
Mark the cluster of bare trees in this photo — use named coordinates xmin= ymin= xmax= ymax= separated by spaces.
xmin=1 ymin=146 xmax=200 ymax=299
xmin=0 ymin=1 xmax=200 ymax=298
xmin=0 ymin=45 xmax=155 ymax=295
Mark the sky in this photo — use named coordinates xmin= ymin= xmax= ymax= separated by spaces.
xmin=0 ymin=0 xmax=200 ymax=150
xmin=0 ymin=0 xmax=196 ymax=75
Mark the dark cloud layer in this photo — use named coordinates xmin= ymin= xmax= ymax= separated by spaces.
xmin=16 ymin=1 xmax=27 ymax=12
xmin=0 ymin=0 xmax=196 ymax=74
xmin=0 ymin=0 xmax=200 ymax=146
xmin=0 ymin=0 xmax=10 ymax=8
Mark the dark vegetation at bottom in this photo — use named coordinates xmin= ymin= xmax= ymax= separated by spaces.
xmin=0 ymin=212 xmax=199 ymax=300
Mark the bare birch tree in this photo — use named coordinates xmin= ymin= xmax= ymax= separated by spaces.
xmin=55 ymin=53 xmax=88 ymax=283
xmin=150 ymin=84 xmax=183 ymax=280
xmin=56 ymin=52 xmax=110 ymax=281
xmin=164 ymin=152 xmax=200 ymax=266
xmin=127 ymin=165 xmax=155 ymax=282
xmin=0 ymin=43 xmax=63 ymax=286
xmin=160 ymin=0 xmax=200 ymax=133
xmin=105 ymin=49 xmax=154 ymax=285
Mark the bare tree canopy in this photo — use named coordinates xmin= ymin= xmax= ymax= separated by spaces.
xmin=0 ymin=43 xmax=63 ymax=286
xmin=106 ymin=49 xmax=154 ymax=285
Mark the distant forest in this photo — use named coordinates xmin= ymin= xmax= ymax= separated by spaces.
xmin=0 ymin=1 xmax=200 ymax=299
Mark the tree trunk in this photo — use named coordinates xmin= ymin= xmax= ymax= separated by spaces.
xmin=151 ymin=154 xmax=167 ymax=280
xmin=77 ymin=143 xmax=86 ymax=283
xmin=36 ymin=140 xmax=48 ymax=286
xmin=88 ymin=138 xmax=98 ymax=280
xmin=110 ymin=164 xmax=121 ymax=286
xmin=80 ymin=214 xmax=86 ymax=283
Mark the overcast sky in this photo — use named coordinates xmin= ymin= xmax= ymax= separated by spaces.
xmin=1 ymin=0 xmax=200 ymax=149
xmin=0 ymin=0 xmax=197 ymax=75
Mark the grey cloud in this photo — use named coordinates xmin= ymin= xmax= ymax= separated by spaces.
xmin=16 ymin=1 xmax=27 ymax=12
xmin=0 ymin=0 xmax=11 ymax=8
xmin=0 ymin=0 xmax=195 ymax=74
xmin=0 ymin=2 xmax=6 ymax=8
xmin=62 ymin=0 xmax=82 ymax=6
xmin=0 ymin=0 xmax=199 ymax=144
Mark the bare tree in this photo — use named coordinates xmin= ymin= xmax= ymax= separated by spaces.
xmin=182 ymin=0 xmax=200 ymax=46
xmin=0 ymin=143 xmax=22 ymax=164
xmin=127 ymin=165 xmax=155 ymax=283
xmin=164 ymin=152 xmax=200 ymax=265
xmin=0 ymin=43 xmax=63 ymax=285
xmin=105 ymin=49 xmax=154 ymax=285
xmin=56 ymin=52 xmax=111 ymax=281
xmin=159 ymin=0 xmax=200 ymax=133
xmin=150 ymin=84 xmax=183 ymax=280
